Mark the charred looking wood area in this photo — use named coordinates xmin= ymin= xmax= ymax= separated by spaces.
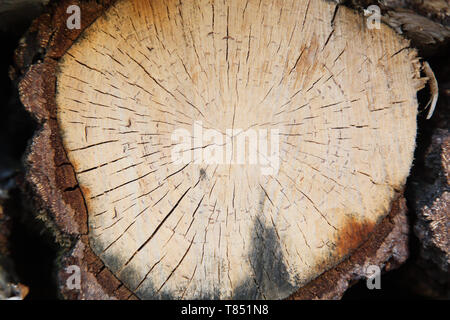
xmin=0 ymin=0 xmax=448 ymax=300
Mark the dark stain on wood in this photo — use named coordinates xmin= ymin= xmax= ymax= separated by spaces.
xmin=335 ymin=216 xmax=377 ymax=258
xmin=289 ymin=197 xmax=408 ymax=299
xmin=233 ymin=216 xmax=295 ymax=299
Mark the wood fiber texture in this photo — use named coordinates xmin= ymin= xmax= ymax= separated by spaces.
xmin=16 ymin=0 xmax=425 ymax=299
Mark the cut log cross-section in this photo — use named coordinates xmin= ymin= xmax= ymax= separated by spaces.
xmin=17 ymin=0 xmax=426 ymax=299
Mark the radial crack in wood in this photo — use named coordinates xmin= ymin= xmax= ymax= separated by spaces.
xmin=28 ymin=0 xmax=424 ymax=299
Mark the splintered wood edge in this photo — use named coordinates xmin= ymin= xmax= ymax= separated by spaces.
xmin=13 ymin=0 xmax=424 ymax=300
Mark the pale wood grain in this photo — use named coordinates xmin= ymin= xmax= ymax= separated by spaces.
xmin=55 ymin=0 xmax=423 ymax=299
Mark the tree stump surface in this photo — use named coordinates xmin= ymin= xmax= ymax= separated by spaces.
xmin=15 ymin=0 xmax=427 ymax=299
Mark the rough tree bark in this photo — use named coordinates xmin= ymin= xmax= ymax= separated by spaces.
xmin=13 ymin=0 xmax=429 ymax=299
xmin=406 ymin=129 xmax=450 ymax=299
